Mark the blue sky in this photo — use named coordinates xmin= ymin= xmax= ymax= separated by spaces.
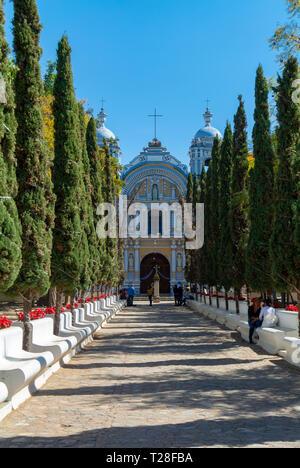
xmin=3 ymin=0 xmax=291 ymax=166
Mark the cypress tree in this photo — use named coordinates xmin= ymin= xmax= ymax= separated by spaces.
xmin=0 ymin=0 xmax=22 ymax=294
xmin=203 ymin=162 xmax=214 ymax=304
xmin=186 ymin=173 xmax=193 ymax=204
xmin=246 ymin=65 xmax=276 ymax=293
xmin=293 ymin=137 xmax=300 ymax=314
xmin=196 ymin=167 xmax=206 ymax=299
xmin=51 ymin=35 xmax=82 ymax=334
xmin=209 ymin=137 xmax=222 ymax=305
xmin=13 ymin=0 xmax=55 ymax=349
xmin=77 ymin=102 xmax=94 ymax=299
xmin=101 ymin=141 xmax=119 ymax=290
xmin=86 ymin=116 xmax=107 ymax=292
xmin=230 ymin=96 xmax=249 ymax=312
xmin=184 ymin=173 xmax=194 ymax=284
xmin=218 ymin=122 xmax=234 ymax=309
xmin=190 ymin=173 xmax=200 ymax=290
xmin=270 ymin=57 xmax=300 ymax=325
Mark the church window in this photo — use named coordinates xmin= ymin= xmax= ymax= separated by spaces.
xmin=152 ymin=184 xmax=159 ymax=201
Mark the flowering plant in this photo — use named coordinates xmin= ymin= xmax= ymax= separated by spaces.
xmin=286 ymin=305 xmax=299 ymax=312
xmin=228 ymin=296 xmax=235 ymax=301
xmin=45 ymin=307 xmax=56 ymax=315
xmin=17 ymin=309 xmax=47 ymax=322
xmin=66 ymin=303 xmax=78 ymax=310
xmin=0 ymin=316 xmax=13 ymax=329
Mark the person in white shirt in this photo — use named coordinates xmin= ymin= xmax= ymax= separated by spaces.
xmin=259 ymin=299 xmax=278 ymax=327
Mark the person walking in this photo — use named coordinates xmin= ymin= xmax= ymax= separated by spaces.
xmin=147 ymin=285 xmax=153 ymax=306
xmin=177 ymin=284 xmax=184 ymax=306
xmin=173 ymin=285 xmax=179 ymax=306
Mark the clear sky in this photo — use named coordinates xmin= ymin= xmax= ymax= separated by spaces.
xmin=3 ymin=0 xmax=292 ymax=166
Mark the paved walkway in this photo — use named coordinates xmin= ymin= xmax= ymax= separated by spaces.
xmin=0 ymin=302 xmax=299 ymax=448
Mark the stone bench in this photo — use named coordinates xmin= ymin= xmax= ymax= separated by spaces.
xmin=279 ymin=337 xmax=300 ymax=368
xmin=257 ymin=327 xmax=298 ymax=354
xmin=25 ymin=317 xmax=76 ymax=362
xmin=0 ymin=298 xmax=125 ymax=421
xmin=215 ymin=309 xmax=228 ymax=325
xmin=59 ymin=312 xmax=92 ymax=350
xmin=74 ymin=308 xmax=99 ymax=333
xmin=224 ymin=314 xmax=244 ymax=331
xmin=239 ymin=309 xmax=298 ymax=354
xmin=0 ymin=327 xmax=54 ymax=404
xmin=258 ymin=310 xmax=298 ymax=354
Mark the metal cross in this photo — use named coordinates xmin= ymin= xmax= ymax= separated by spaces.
xmin=101 ymin=97 xmax=106 ymax=109
xmin=148 ymin=108 xmax=163 ymax=139
xmin=205 ymin=98 xmax=211 ymax=109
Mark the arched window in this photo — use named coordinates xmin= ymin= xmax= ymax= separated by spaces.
xmin=152 ymin=184 xmax=159 ymax=201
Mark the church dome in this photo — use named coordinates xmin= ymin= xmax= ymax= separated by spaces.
xmin=194 ymin=108 xmax=222 ymax=141
xmin=195 ymin=126 xmax=222 ymax=140
xmin=97 ymin=126 xmax=116 ymax=145
xmin=96 ymin=107 xmax=116 ymax=146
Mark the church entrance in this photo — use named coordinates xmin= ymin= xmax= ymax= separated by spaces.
xmin=140 ymin=253 xmax=171 ymax=295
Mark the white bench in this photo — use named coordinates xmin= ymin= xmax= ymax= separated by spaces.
xmin=279 ymin=337 xmax=300 ymax=367
xmin=257 ymin=310 xmax=298 ymax=355
xmin=215 ymin=309 xmax=228 ymax=325
xmin=74 ymin=308 xmax=99 ymax=333
xmin=59 ymin=312 xmax=92 ymax=348
xmin=187 ymin=300 xmax=201 ymax=313
xmin=207 ymin=307 xmax=218 ymax=321
xmin=0 ymin=327 xmax=54 ymax=404
xmin=24 ymin=318 xmax=76 ymax=362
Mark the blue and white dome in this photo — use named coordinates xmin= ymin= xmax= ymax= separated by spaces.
xmin=96 ymin=107 xmax=116 ymax=146
xmin=96 ymin=106 xmax=122 ymax=162
xmin=194 ymin=108 xmax=222 ymax=140
xmin=189 ymin=107 xmax=222 ymax=177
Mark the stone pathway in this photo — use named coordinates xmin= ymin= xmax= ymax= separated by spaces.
xmin=0 ymin=302 xmax=299 ymax=448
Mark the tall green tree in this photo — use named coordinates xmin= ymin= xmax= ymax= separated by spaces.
xmin=13 ymin=0 xmax=55 ymax=349
xmin=218 ymin=123 xmax=234 ymax=309
xmin=203 ymin=162 xmax=214 ymax=304
xmin=86 ymin=116 xmax=107 ymax=293
xmin=0 ymin=0 xmax=22 ymax=294
xmin=209 ymin=137 xmax=222 ymax=303
xmin=77 ymin=102 xmax=94 ymax=299
xmin=293 ymin=133 xmax=300 ymax=314
xmin=246 ymin=65 xmax=276 ymax=293
xmin=270 ymin=57 xmax=300 ymax=327
xmin=196 ymin=167 xmax=207 ymax=298
xmin=230 ymin=95 xmax=249 ymax=312
xmin=101 ymin=141 xmax=119 ymax=290
xmin=184 ymin=172 xmax=194 ymax=285
xmin=51 ymin=35 xmax=83 ymax=334
xmin=43 ymin=59 xmax=56 ymax=95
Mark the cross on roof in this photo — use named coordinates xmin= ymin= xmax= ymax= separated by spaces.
xmin=148 ymin=108 xmax=163 ymax=139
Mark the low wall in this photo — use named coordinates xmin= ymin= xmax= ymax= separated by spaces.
xmin=0 ymin=297 xmax=125 ymax=422
xmin=188 ymin=300 xmax=300 ymax=369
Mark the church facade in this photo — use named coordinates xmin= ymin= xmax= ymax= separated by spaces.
xmin=97 ymin=105 xmax=222 ymax=296
xmin=121 ymin=137 xmax=189 ymax=296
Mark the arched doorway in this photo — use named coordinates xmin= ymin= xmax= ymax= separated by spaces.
xmin=140 ymin=253 xmax=171 ymax=295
